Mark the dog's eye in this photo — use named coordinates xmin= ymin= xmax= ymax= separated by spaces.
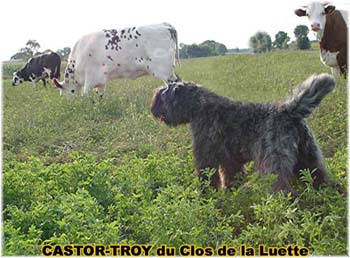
xmin=71 ymin=89 xmax=75 ymax=93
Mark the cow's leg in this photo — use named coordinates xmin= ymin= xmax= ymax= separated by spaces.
xmin=29 ymin=75 xmax=36 ymax=87
xmin=331 ymin=66 xmax=341 ymax=76
xmin=41 ymin=78 xmax=47 ymax=87
xmin=337 ymin=48 xmax=347 ymax=76
xmin=82 ymin=78 xmax=95 ymax=96
xmin=31 ymin=79 xmax=37 ymax=87
xmin=82 ymin=84 xmax=91 ymax=96
xmin=43 ymin=67 xmax=52 ymax=79
xmin=82 ymin=81 xmax=100 ymax=105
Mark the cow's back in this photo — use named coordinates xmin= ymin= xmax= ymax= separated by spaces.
xmin=138 ymin=23 xmax=177 ymax=58
xmin=321 ymin=10 xmax=348 ymax=51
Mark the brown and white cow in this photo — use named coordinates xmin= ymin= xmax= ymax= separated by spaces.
xmin=295 ymin=2 xmax=348 ymax=76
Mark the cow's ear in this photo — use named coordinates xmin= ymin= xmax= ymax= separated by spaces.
xmin=324 ymin=5 xmax=335 ymax=14
xmin=53 ymin=78 xmax=63 ymax=89
xmin=295 ymin=9 xmax=307 ymax=16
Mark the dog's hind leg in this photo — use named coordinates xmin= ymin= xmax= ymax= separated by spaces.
xmin=258 ymin=150 xmax=299 ymax=196
xmin=219 ymin=159 xmax=245 ymax=189
xmin=297 ymin=134 xmax=345 ymax=193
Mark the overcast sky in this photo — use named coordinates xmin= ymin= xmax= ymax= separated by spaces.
xmin=1 ymin=0 xmax=349 ymax=61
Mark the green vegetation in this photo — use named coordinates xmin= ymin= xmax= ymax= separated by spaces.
xmin=249 ymin=31 xmax=272 ymax=53
xmin=3 ymin=50 xmax=347 ymax=255
xmin=179 ymin=40 xmax=227 ymax=59
xmin=272 ymin=31 xmax=290 ymax=50
xmin=294 ymin=25 xmax=311 ymax=50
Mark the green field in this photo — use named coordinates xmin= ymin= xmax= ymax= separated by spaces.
xmin=2 ymin=50 xmax=347 ymax=255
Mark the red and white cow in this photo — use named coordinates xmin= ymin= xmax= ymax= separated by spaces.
xmin=295 ymin=2 xmax=348 ymax=76
xmin=54 ymin=23 xmax=180 ymax=97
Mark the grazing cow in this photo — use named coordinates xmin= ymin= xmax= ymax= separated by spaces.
xmin=12 ymin=52 xmax=61 ymax=87
xmin=295 ymin=2 xmax=348 ymax=76
xmin=53 ymin=23 xmax=180 ymax=97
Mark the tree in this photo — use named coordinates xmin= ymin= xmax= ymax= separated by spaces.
xmin=273 ymin=31 xmax=290 ymax=49
xmin=201 ymin=40 xmax=227 ymax=56
xmin=179 ymin=40 xmax=228 ymax=59
xmin=26 ymin=40 xmax=41 ymax=54
xmin=294 ymin=25 xmax=309 ymax=38
xmin=296 ymin=37 xmax=311 ymax=50
xmin=10 ymin=40 xmax=41 ymax=61
xmin=187 ymin=44 xmax=207 ymax=58
xmin=57 ymin=47 xmax=71 ymax=60
xmin=215 ymin=44 xmax=228 ymax=56
xmin=249 ymin=32 xmax=272 ymax=53
xmin=179 ymin=43 xmax=189 ymax=59
xmin=294 ymin=25 xmax=311 ymax=50
xmin=10 ymin=47 xmax=33 ymax=60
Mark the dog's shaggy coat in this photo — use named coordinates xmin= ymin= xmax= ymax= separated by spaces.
xmin=151 ymin=74 xmax=336 ymax=195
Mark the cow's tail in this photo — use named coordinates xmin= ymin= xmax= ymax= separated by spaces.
xmin=174 ymin=28 xmax=180 ymax=67
xmin=167 ymin=23 xmax=180 ymax=67
xmin=282 ymin=74 xmax=335 ymax=119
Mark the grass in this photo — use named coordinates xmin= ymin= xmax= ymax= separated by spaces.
xmin=2 ymin=50 xmax=347 ymax=255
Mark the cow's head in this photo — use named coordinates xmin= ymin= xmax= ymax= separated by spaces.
xmin=53 ymin=78 xmax=79 ymax=97
xmin=295 ymin=2 xmax=335 ymax=32
xmin=12 ymin=71 xmax=24 ymax=86
xmin=53 ymin=60 xmax=79 ymax=96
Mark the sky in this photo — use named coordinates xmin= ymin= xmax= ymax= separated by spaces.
xmin=1 ymin=0 xmax=349 ymax=61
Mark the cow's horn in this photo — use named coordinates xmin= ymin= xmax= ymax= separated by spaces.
xmin=53 ymin=78 xmax=63 ymax=89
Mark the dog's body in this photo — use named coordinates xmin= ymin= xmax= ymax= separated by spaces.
xmin=151 ymin=74 xmax=336 ymax=195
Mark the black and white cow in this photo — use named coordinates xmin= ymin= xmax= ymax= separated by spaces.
xmin=12 ymin=52 xmax=61 ymax=87
xmin=53 ymin=23 xmax=180 ymax=97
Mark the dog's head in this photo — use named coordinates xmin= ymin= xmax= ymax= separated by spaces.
xmin=150 ymin=81 xmax=200 ymax=127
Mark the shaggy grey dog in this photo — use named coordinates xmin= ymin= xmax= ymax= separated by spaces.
xmin=151 ymin=74 xmax=336 ymax=195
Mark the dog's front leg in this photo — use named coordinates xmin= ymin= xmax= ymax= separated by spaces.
xmin=196 ymin=167 xmax=221 ymax=191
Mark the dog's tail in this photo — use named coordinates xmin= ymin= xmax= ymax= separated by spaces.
xmin=283 ymin=74 xmax=335 ymax=119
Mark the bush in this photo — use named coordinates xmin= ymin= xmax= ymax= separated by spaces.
xmin=3 ymin=52 xmax=347 ymax=255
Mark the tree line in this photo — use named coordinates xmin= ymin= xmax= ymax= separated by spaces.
xmin=10 ymin=25 xmax=312 ymax=62
xmin=179 ymin=40 xmax=227 ymax=59
xmin=249 ymin=25 xmax=312 ymax=54
xmin=11 ymin=40 xmax=71 ymax=61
